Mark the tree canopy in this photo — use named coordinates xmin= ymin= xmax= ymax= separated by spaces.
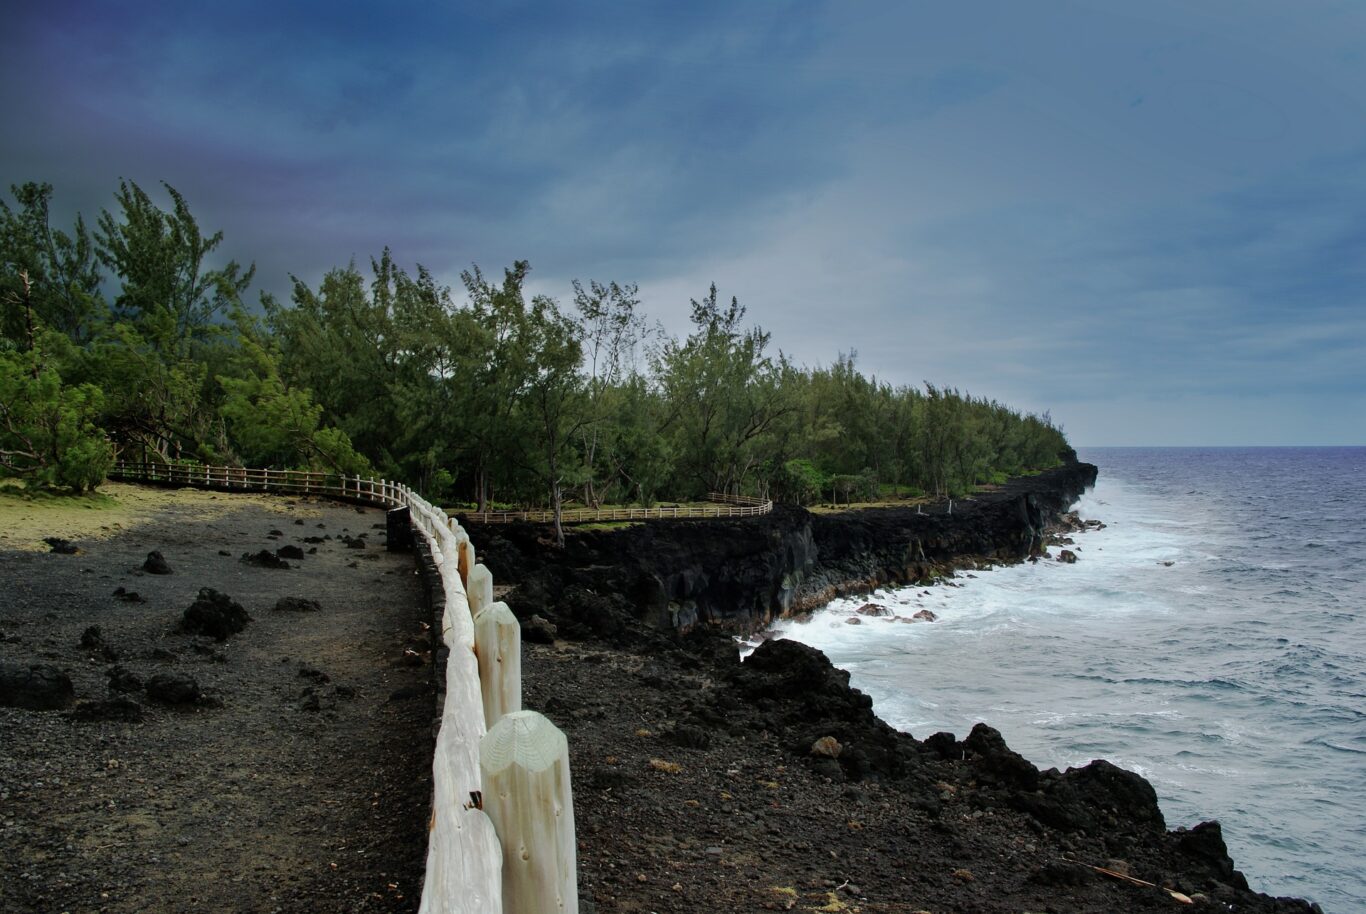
xmin=0 ymin=180 xmax=1072 ymax=527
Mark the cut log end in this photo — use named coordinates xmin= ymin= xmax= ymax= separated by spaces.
xmin=480 ymin=710 xmax=568 ymax=774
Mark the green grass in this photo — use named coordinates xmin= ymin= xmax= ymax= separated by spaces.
xmin=0 ymin=478 xmax=120 ymax=510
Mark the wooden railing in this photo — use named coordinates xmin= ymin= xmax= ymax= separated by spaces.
xmin=455 ymin=491 xmax=772 ymax=525
xmin=108 ymin=461 xmax=576 ymax=914
xmin=109 ymin=461 xmax=401 ymax=502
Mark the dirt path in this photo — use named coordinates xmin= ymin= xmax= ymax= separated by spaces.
xmin=0 ymin=489 xmax=433 ymax=914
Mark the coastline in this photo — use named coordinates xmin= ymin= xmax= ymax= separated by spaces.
xmin=476 ymin=464 xmax=1324 ymax=913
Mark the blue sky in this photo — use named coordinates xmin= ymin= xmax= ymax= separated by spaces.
xmin=4 ymin=1 xmax=1363 ymax=445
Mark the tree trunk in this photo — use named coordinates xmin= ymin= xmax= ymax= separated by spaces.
xmin=551 ymin=477 xmax=565 ymax=549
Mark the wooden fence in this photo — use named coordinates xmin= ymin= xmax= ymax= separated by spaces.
xmin=456 ymin=491 xmax=773 ymax=525
xmin=108 ymin=461 xmax=575 ymax=914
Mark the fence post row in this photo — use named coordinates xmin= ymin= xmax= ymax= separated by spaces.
xmin=104 ymin=460 xmax=576 ymax=914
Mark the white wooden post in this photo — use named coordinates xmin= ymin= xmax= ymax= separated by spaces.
xmin=473 ymin=602 xmax=521 ymax=727
xmin=458 ymin=539 xmax=475 ymax=589
xmin=480 ymin=710 xmax=577 ymax=914
xmin=416 ymin=508 xmax=504 ymax=914
xmin=468 ymin=563 xmax=494 ymax=617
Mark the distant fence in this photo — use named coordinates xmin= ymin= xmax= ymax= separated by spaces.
xmin=108 ymin=461 xmax=576 ymax=914
xmin=109 ymin=461 xmax=401 ymax=502
xmin=456 ymin=491 xmax=772 ymax=524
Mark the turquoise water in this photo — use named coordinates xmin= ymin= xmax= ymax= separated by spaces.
xmin=773 ymin=447 xmax=1366 ymax=912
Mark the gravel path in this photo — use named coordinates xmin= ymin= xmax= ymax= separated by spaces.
xmin=0 ymin=489 xmax=433 ymax=914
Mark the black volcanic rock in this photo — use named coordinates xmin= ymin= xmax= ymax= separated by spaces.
xmin=964 ymin=722 xmax=1040 ymax=789
xmin=180 ymin=588 xmax=251 ymax=641
xmin=146 ymin=672 xmax=203 ymax=705
xmin=0 ymin=662 xmax=76 ymax=710
xmin=475 ymin=462 xmax=1098 ymax=638
xmin=142 ymin=550 xmax=173 ymax=574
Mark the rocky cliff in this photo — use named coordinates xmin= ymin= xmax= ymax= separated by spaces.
xmin=474 ymin=460 xmax=1098 ymax=638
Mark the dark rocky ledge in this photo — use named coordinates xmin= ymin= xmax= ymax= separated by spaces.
xmin=472 ymin=462 xmax=1321 ymax=913
xmin=475 ymin=460 xmax=1098 ymax=638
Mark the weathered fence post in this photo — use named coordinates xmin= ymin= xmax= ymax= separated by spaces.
xmin=467 ymin=563 xmax=494 ymax=617
xmin=473 ymin=602 xmax=521 ymax=727
xmin=480 ymin=710 xmax=577 ymax=914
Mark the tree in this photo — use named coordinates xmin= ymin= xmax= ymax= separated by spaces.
xmin=96 ymin=181 xmax=253 ymax=355
xmin=0 ymin=339 xmax=112 ymax=491
xmin=217 ymin=310 xmax=370 ymax=474
xmin=657 ymin=285 xmax=793 ymax=495
xmin=572 ymin=278 xmax=647 ymax=506
xmin=0 ymin=182 xmax=105 ymax=346
xmin=458 ymin=262 xmax=537 ymax=511
xmin=516 ymin=295 xmax=586 ymax=547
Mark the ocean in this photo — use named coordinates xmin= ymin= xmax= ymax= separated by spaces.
xmin=770 ymin=447 xmax=1366 ymax=913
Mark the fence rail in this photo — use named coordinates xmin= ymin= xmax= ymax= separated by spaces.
xmin=455 ymin=491 xmax=772 ymax=525
xmin=108 ymin=460 xmax=574 ymax=914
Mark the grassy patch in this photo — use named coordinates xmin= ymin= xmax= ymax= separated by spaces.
xmin=572 ymin=521 xmax=644 ymax=532
xmin=0 ymin=479 xmax=319 ymax=551
xmin=806 ymin=494 xmax=933 ymax=514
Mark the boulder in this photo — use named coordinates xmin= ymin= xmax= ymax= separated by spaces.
xmin=1174 ymin=820 xmax=1249 ymax=890
xmin=912 ymin=609 xmax=938 ymax=622
xmin=0 ymin=662 xmax=75 ymax=710
xmin=142 ymin=550 xmax=173 ymax=574
xmin=1058 ymin=549 xmax=1078 ymax=564
xmin=106 ymin=665 xmax=143 ymax=693
xmin=71 ymin=697 xmax=144 ymax=722
xmin=276 ymin=544 xmax=305 ymax=560
xmin=180 ymin=588 xmax=252 ymax=641
xmin=79 ymin=625 xmax=118 ymax=661
xmin=964 ymin=723 xmax=1040 ymax=789
xmin=44 ymin=537 xmax=78 ymax=554
xmin=855 ymin=603 xmax=892 ymax=617
xmin=146 ymin=672 xmax=203 ymax=705
xmin=240 ymin=550 xmax=290 ymax=569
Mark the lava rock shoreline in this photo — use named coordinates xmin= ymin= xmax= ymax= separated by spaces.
xmin=466 ymin=462 xmax=1322 ymax=912
xmin=474 ymin=459 xmax=1098 ymax=639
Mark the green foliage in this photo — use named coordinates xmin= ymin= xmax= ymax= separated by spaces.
xmin=217 ymin=313 xmax=370 ymax=474
xmin=0 ymin=344 xmax=112 ymax=491
xmin=1 ymin=178 xmax=1073 ymax=510
xmin=1 ymin=183 xmax=105 ymax=345
xmin=770 ymin=458 xmax=826 ymax=505
xmin=95 ymin=180 xmax=253 ymax=353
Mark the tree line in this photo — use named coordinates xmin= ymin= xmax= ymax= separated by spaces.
xmin=1 ymin=181 xmax=1069 ymax=541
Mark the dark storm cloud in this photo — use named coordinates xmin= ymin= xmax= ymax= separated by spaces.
xmin=2 ymin=0 xmax=1363 ymax=444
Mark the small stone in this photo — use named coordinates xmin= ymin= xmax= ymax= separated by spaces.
xmin=71 ymin=697 xmax=144 ymax=723
xmin=952 ymin=868 xmax=974 ymax=883
xmin=272 ymin=597 xmax=321 ymax=613
xmin=810 ymin=736 xmax=843 ymax=759
xmin=522 ymin=615 xmax=557 ymax=644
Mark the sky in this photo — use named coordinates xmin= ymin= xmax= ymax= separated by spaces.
xmin=3 ymin=1 xmax=1364 ymax=445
